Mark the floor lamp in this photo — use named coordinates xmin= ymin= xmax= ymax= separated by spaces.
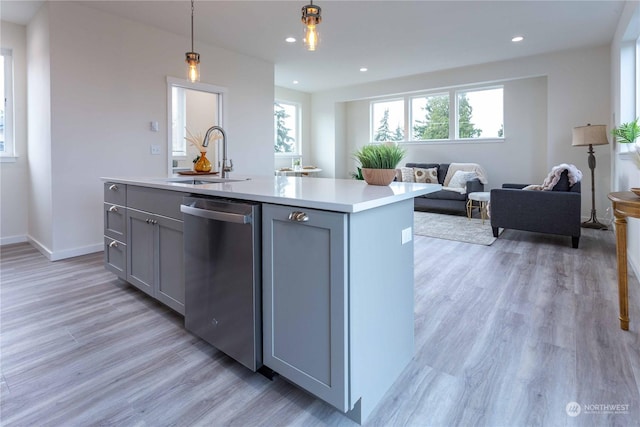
xmin=572 ymin=124 xmax=609 ymax=230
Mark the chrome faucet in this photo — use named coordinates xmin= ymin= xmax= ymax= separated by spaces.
xmin=202 ymin=125 xmax=233 ymax=178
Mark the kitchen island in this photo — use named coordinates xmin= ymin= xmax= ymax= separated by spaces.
xmin=101 ymin=174 xmax=439 ymax=424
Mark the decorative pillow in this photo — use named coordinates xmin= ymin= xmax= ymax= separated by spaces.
xmin=399 ymin=167 xmax=415 ymax=183
xmin=414 ymin=167 xmax=439 ymax=184
xmin=448 ymin=170 xmax=478 ymax=189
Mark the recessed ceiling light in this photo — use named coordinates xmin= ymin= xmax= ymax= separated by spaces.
xmin=360 ymin=67 xmax=368 ymax=72
xmin=293 ymin=80 xmax=299 ymax=85
xmin=285 ymin=37 xmax=297 ymax=43
xmin=511 ymin=36 xmax=524 ymax=42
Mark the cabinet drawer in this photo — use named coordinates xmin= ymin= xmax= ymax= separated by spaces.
xmin=127 ymin=186 xmax=184 ymax=220
xmin=104 ymin=182 xmax=126 ymax=205
xmin=104 ymin=237 xmax=126 ymax=279
xmin=104 ymin=203 xmax=126 ymax=240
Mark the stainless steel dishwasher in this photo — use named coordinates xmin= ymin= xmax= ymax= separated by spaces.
xmin=181 ymin=196 xmax=262 ymax=371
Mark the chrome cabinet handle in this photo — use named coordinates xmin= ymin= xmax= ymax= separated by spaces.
xmin=109 ymin=240 xmax=118 ymax=248
xmin=108 ymin=205 xmax=118 ymax=212
xmin=146 ymin=219 xmax=157 ymax=225
xmin=108 ymin=184 xmax=118 ymax=191
xmin=288 ymin=211 xmax=309 ymax=222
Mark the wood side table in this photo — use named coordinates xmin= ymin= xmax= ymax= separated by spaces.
xmin=607 ymin=191 xmax=640 ymax=330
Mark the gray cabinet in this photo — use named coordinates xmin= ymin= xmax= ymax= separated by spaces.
xmin=262 ymin=204 xmax=348 ymax=411
xmin=103 ymin=183 xmax=127 ymax=279
xmin=125 ymin=186 xmax=185 ymax=315
xmin=262 ymin=199 xmax=416 ymax=424
xmin=126 ymin=208 xmax=184 ymax=313
xmin=126 ymin=208 xmax=155 ymax=297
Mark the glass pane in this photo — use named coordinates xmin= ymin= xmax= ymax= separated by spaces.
xmin=274 ymin=102 xmax=298 ymax=154
xmin=0 ymin=55 xmax=4 ymax=152
xmin=457 ymin=87 xmax=503 ymax=139
xmin=171 ymin=87 xmax=219 ymax=160
xmin=371 ymin=100 xmax=404 ymax=142
xmin=412 ymin=94 xmax=449 ymax=140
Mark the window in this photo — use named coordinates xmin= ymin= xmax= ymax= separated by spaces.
xmin=412 ymin=93 xmax=449 ymax=140
xmin=0 ymin=48 xmax=14 ymax=159
xmin=369 ymin=84 xmax=504 ymax=143
xmin=171 ymin=86 xmax=186 ymax=157
xmin=371 ymin=99 xmax=404 ymax=142
xmin=456 ymin=87 xmax=503 ymax=139
xmin=274 ymin=101 xmax=300 ymax=154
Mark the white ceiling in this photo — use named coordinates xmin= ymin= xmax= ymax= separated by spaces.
xmin=0 ymin=0 xmax=626 ymax=93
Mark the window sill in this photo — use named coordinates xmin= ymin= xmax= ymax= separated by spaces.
xmin=0 ymin=156 xmax=18 ymax=163
xmin=373 ymin=138 xmax=505 ymax=145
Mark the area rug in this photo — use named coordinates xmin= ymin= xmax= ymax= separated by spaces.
xmin=413 ymin=212 xmax=501 ymax=246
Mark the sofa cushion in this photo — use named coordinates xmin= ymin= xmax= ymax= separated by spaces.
xmin=422 ymin=189 xmax=467 ymax=201
xmin=551 ymin=172 xmax=571 ymax=192
xmin=448 ymin=170 xmax=478 ymax=189
xmin=405 ymin=163 xmax=448 ymax=185
xmin=398 ymin=167 xmax=415 ymax=182
xmin=414 ymin=167 xmax=439 ymax=183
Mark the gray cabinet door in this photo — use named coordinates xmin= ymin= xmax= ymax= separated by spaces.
xmin=126 ymin=208 xmax=155 ymax=297
xmin=104 ymin=237 xmax=126 ymax=279
xmin=156 ymin=215 xmax=185 ymax=314
xmin=262 ymin=204 xmax=349 ymax=412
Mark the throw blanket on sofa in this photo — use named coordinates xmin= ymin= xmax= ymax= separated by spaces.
xmin=443 ymin=163 xmax=489 ymax=188
xmin=524 ymin=163 xmax=583 ymax=191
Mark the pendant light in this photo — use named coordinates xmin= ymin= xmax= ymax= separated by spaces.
xmin=185 ymin=0 xmax=200 ymax=82
xmin=301 ymin=1 xmax=321 ymax=51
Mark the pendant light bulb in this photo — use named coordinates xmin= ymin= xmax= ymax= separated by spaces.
xmin=301 ymin=1 xmax=321 ymax=51
xmin=186 ymin=0 xmax=200 ymax=82
xmin=304 ymin=24 xmax=319 ymax=51
xmin=186 ymin=52 xmax=200 ymax=82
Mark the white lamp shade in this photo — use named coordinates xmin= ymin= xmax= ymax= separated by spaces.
xmin=572 ymin=124 xmax=608 ymax=146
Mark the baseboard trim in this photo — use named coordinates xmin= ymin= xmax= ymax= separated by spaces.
xmin=0 ymin=235 xmax=28 ymax=246
xmin=27 ymin=236 xmax=103 ymax=261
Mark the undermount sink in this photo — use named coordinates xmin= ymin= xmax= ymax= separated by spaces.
xmin=164 ymin=177 xmax=249 ymax=185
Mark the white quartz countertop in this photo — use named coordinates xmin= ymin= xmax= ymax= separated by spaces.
xmin=101 ymin=175 xmax=440 ymax=213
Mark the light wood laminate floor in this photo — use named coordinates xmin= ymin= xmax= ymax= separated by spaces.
xmin=1 ymin=228 xmax=639 ymax=426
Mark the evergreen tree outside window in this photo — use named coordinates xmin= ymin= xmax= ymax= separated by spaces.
xmin=274 ymin=101 xmax=300 ymax=154
xmin=371 ymin=100 xmax=404 ymax=142
xmin=412 ymin=94 xmax=449 ymax=140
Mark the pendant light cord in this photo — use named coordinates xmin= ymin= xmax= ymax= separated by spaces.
xmin=191 ymin=0 xmax=195 ymax=52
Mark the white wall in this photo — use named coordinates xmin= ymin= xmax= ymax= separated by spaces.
xmin=0 ymin=21 xmax=29 ymax=245
xmin=26 ymin=7 xmax=54 ymax=254
xmin=274 ymin=86 xmax=311 ymax=170
xmin=312 ymin=45 xmax=612 ymax=221
xmin=20 ymin=1 xmax=274 ymax=260
xmin=611 ymin=1 xmax=640 ymax=279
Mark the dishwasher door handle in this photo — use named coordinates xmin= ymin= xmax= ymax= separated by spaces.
xmin=181 ymin=204 xmax=252 ymax=224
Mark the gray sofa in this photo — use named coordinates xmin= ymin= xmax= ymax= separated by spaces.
xmin=489 ymin=170 xmax=581 ymax=248
xmin=404 ymin=163 xmax=485 ymax=215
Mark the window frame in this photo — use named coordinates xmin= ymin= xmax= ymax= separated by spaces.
xmin=0 ymin=48 xmax=15 ymax=161
xmin=369 ymin=83 xmax=505 ymax=144
xmin=274 ymin=99 xmax=302 ymax=156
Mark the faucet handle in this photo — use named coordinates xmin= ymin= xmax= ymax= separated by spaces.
xmin=224 ymin=159 xmax=234 ymax=172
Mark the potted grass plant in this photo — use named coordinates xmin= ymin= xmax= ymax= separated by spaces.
xmin=353 ymin=144 xmax=406 ymax=185
xmin=612 ymin=118 xmax=640 ymax=168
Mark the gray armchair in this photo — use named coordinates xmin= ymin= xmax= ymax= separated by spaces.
xmin=490 ymin=171 xmax=581 ymax=248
